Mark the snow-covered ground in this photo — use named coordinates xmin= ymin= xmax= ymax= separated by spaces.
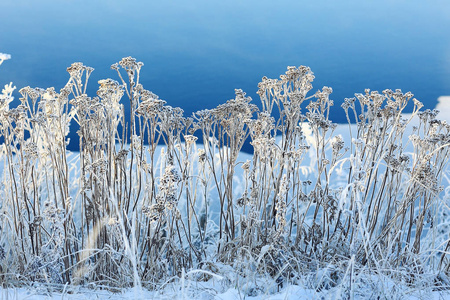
xmin=0 ymin=284 xmax=324 ymax=300
xmin=0 ymin=264 xmax=450 ymax=300
xmin=1 ymin=280 xmax=447 ymax=300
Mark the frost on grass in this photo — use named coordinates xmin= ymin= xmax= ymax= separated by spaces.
xmin=0 ymin=57 xmax=450 ymax=298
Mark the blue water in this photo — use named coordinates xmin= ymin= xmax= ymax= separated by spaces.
xmin=1 ymin=0 xmax=450 ymax=151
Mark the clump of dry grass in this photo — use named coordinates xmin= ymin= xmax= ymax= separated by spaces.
xmin=0 ymin=57 xmax=449 ymax=297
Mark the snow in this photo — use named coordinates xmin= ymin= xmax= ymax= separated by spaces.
xmin=436 ymin=96 xmax=450 ymax=122
xmin=0 ymin=280 xmax=446 ymax=299
xmin=0 ymin=285 xmax=310 ymax=300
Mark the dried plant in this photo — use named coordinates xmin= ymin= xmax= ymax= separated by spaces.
xmin=0 ymin=57 xmax=449 ymax=297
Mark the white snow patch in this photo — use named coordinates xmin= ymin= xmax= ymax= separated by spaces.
xmin=436 ymin=96 xmax=450 ymax=123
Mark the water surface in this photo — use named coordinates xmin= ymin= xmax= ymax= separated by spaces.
xmin=1 ymin=0 xmax=449 ymax=150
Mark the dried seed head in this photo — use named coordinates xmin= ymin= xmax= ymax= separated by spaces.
xmin=332 ymin=135 xmax=344 ymax=154
xmin=241 ymin=160 xmax=251 ymax=171
xmin=24 ymin=141 xmax=38 ymax=160
xmin=119 ymin=56 xmax=138 ymax=69
xmin=67 ymin=62 xmax=84 ymax=76
xmin=198 ymin=149 xmax=206 ymax=163
xmin=183 ymin=135 xmax=198 ymax=145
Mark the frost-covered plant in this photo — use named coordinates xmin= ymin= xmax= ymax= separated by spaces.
xmin=0 ymin=53 xmax=11 ymax=66
xmin=0 ymin=57 xmax=449 ymax=297
xmin=194 ymin=89 xmax=257 ymax=252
